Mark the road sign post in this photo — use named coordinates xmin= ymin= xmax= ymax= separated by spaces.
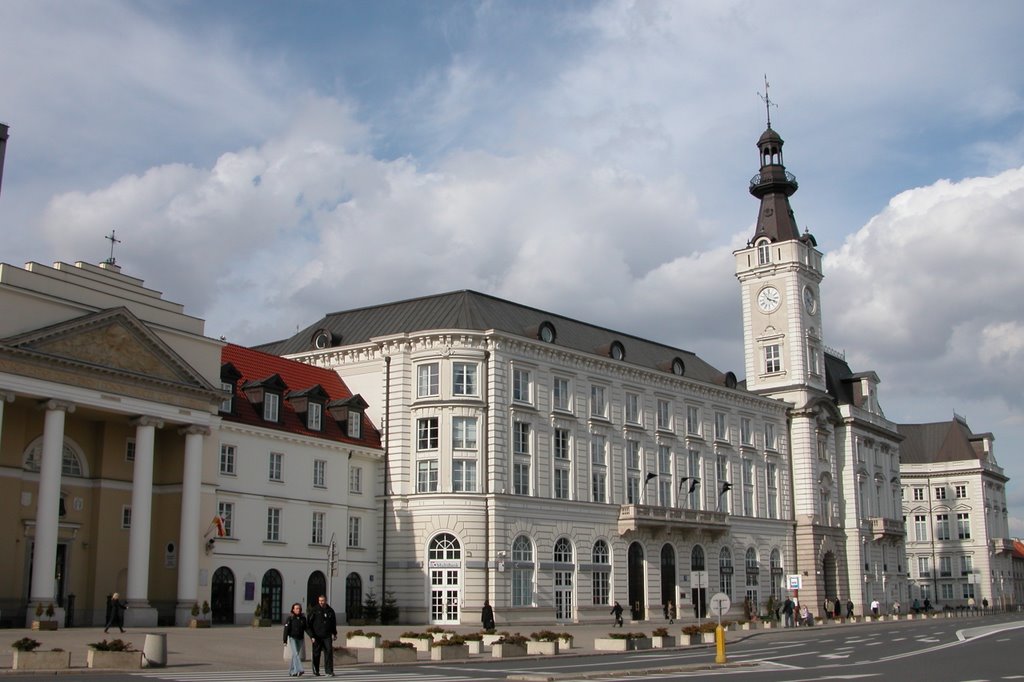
xmin=709 ymin=591 xmax=731 ymax=664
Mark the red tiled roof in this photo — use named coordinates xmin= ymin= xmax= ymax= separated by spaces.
xmin=220 ymin=343 xmax=381 ymax=450
xmin=1013 ymin=539 xmax=1024 ymax=560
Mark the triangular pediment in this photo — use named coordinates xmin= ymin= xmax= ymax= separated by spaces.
xmin=1 ymin=306 xmax=217 ymax=393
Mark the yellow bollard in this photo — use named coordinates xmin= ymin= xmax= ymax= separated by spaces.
xmin=715 ymin=624 xmax=727 ymax=664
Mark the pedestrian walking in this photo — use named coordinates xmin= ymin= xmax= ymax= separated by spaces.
xmin=611 ymin=601 xmax=624 ymax=627
xmin=481 ymin=600 xmax=495 ymax=630
xmin=283 ymin=602 xmax=308 ymax=677
xmin=782 ymin=597 xmax=794 ymax=628
xmin=833 ymin=597 xmax=841 ymax=619
xmin=104 ymin=592 xmax=127 ymax=633
xmin=870 ymin=599 xmax=880 ymax=617
xmin=667 ymin=601 xmax=676 ymax=624
xmin=307 ymin=595 xmax=337 ymax=677
xmin=892 ymin=600 xmax=901 ymax=616
xmin=823 ymin=598 xmax=832 ymax=621
xmin=846 ymin=598 xmax=854 ymax=619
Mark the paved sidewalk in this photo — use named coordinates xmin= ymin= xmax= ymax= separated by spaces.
xmin=0 ymin=613 xmax=986 ymax=673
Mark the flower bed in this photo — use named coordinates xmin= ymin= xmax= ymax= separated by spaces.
xmin=345 ymin=630 xmax=382 ymax=648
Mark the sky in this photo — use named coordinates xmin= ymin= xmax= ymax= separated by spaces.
xmin=2 ymin=1 xmax=1023 ymax=533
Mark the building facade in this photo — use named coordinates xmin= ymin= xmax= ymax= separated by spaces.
xmin=900 ymin=416 xmax=1015 ymax=610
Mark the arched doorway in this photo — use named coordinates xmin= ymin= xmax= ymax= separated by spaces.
xmin=261 ymin=569 xmax=283 ymax=624
xmin=553 ymin=537 xmax=574 ymax=622
xmin=211 ymin=566 xmax=235 ymax=624
xmin=627 ymin=542 xmax=645 ymax=621
xmin=345 ymin=573 xmax=362 ymax=624
xmin=822 ymin=551 xmax=838 ymax=601
xmin=307 ymin=571 xmax=327 ymax=610
xmin=660 ymin=544 xmax=676 ymax=617
xmin=428 ymin=533 xmax=462 ymax=624
xmin=691 ymin=545 xmax=707 ymax=618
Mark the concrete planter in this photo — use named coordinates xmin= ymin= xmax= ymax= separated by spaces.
xmin=741 ymin=621 xmax=759 ymax=630
xmin=345 ymin=634 xmax=381 ymax=649
xmin=701 ymin=632 xmax=717 ymax=644
xmin=527 ymin=640 xmax=559 ymax=655
xmin=12 ymin=650 xmax=71 ymax=670
xmin=30 ymin=620 xmax=59 ymax=631
xmin=682 ymin=633 xmax=702 ymax=646
xmin=491 ymin=642 xmax=528 ymax=658
xmin=558 ymin=636 xmax=574 ymax=650
xmin=87 ymin=649 xmax=144 ymax=669
xmin=431 ymin=644 xmax=469 ymax=661
xmin=761 ymin=620 xmax=775 ymax=629
xmin=373 ymin=647 xmax=417 ymax=664
xmin=430 ymin=632 xmax=455 ymax=642
xmin=188 ymin=619 xmax=211 ymax=628
xmin=481 ymin=633 xmax=503 ymax=647
xmin=631 ymin=637 xmax=652 ymax=651
xmin=465 ymin=640 xmax=483 ymax=654
xmin=399 ymin=637 xmax=432 ymax=652
xmin=594 ymin=637 xmax=630 ymax=651
xmin=333 ymin=650 xmax=359 ymax=666
xmin=652 ymin=635 xmax=676 ymax=648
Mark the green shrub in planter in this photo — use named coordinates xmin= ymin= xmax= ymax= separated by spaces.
xmin=495 ymin=633 xmax=527 ymax=646
xmin=88 ymin=639 xmax=135 ymax=652
xmin=380 ymin=640 xmax=415 ymax=649
xmin=11 ymin=637 xmax=41 ymax=652
xmin=530 ymin=630 xmax=561 ymax=642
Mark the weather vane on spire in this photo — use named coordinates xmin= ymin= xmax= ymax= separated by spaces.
xmin=758 ymin=74 xmax=777 ymax=129
xmin=104 ymin=229 xmax=121 ymax=265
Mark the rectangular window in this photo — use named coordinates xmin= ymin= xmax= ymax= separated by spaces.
xmin=714 ymin=412 xmax=728 ymax=441
xmin=417 ymin=362 xmax=440 ymax=398
xmin=717 ymin=454 xmax=730 ymax=513
xmin=417 ymin=460 xmax=439 ymax=492
xmin=453 ymin=362 xmax=478 ymax=396
xmin=264 ymin=393 xmax=280 ymax=422
xmin=268 ymin=452 xmax=283 ymax=481
xmin=686 ymin=406 xmax=701 ymax=435
xmin=955 ymin=485 xmax=967 ymax=499
xmin=740 ymin=418 xmax=752 ymax=446
xmin=220 ymin=444 xmax=236 ymax=475
xmin=764 ymin=344 xmax=781 ymax=374
xmin=553 ymin=428 xmax=571 ymax=460
xmin=758 ymin=241 xmax=770 ymax=265
xmin=453 ymin=459 xmax=477 ymax=492
xmin=590 ymin=435 xmax=606 ymax=466
xmin=554 ymin=467 xmax=570 ymax=500
xmin=512 ymin=367 xmax=532 ymax=403
xmin=957 ymin=513 xmax=971 ymax=539
xmin=592 ymin=570 xmax=610 ymax=605
xmin=687 ymin=450 xmax=701 ymax=509
xmin=552 ymin=377 xmax=572 ymax=412
xmin=266 ymin=507 xmax=281 ymax=541
xmin=452 ymin=416 xmax=478 ymax=449
xmin=591 ymin=434 xmax=607 ymax=503
xmin=940 ymin=584 xmax=953 ymax=600
xmin=591 ymin=470 xmax=607 ymax=503
xmin=311 ymin=511 xmax=325 ymax=545
xmin=220 ymin=381 xmax=234 ymax=413
xmin=962 ymin=583 xmax=975 ymax=600
xmin=625 ymin=392 xmax=641 ymax=424
xmin=417 ymin=417 xmax=439 ymax=450
xmin=918 ymin=556 xmax=931 ymax=578
xmin=347 ymin=516 xmax=361 ymax=547
xmin=807 ymin=341 xmax=819 ymax=375
xmin=217 ymin=501 xmax=234 ymax=537
xmin=915 ymin=515 xmax=928 ymax=541
xmin=913 ymin=487 xmax=925 ymax=501
xmin=513 ymin=462 xmax=531 ymax=495
xmin=308 ymin=402 xmax=323 ymax=431
xmin=960 ymin=554 xmax=973 ymax=575
xmin=627 ymin=475 xmax=640 ymax=504
xmin=764 ymin=422 xmax=776 ymax=450
xmin=766 ymin=462 xmax=778 ymax=519
xmin=590 ymin=385 xmax=607 ymax=418
xmin=349 ymin=465 xmax=362 ymax=494
xmin=125 ymin=438 xmax=136 ymax=462
xmin=347 ymin=412 xmax=362 ymax=439
xmin=313 ymin=459 xmax=326 ymax=488
xmin=658 ymin=445 xmax=672 ymax=476
xmin=513 ymin=422 xmax=531 ymax=455
xmin=935 ymin=486 xmax=947 ymax=500
xmin=512 ymin=564 xmax=533 ymax=607
xmin=936 ymin=514 xmax=950 ymax=541
xmin=742 ymin=458 xmax=754 ymax=516
xmin=817 ymin=437 xmax=828 ymax=461
xmin=121 ymin=504 xmax=132 ymax=529
xmin=626 ymin=440 xmax=641 ymax=470
xmin=939 ymin=556 xmax=952 ymax=577
xmin=657 ymin=399 xmax=671 ymax=431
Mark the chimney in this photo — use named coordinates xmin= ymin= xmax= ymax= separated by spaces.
xmin=0 ymin=123 xmax=9 ymax=197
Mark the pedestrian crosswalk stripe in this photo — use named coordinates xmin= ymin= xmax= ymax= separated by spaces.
xmin=134 ymin=671 xmax=463 ymax=682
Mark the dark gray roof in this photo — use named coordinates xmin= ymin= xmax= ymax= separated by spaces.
xmin=824 ymin=352 xmax=855 ymax=406
xmin=257 ymin=290 xmax=733 ymax=388
xmin=898 ymin=417 xmax=987 ymax=465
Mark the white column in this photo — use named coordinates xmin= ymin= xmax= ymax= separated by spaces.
xmin=30 ymin=400 xmax=75 ymax=603
xmin=176 ymin=425 xmax=208 ymax=623
xmin=0 ymin=392 xmax=15 ymax=442
xmin=126 ymin=416 xmax=162 ymax=606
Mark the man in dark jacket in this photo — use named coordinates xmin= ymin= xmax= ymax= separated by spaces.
xmin=307 ymin=595 xmax=338 ymax=677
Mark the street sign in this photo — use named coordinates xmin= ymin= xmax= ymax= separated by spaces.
xmin=787 ymin=574 xmax=802 ymax=590
xmin=691 ymin=570 xmax=709 ymax=589
xmin=709 ymin=592 xmax=731 ymax=617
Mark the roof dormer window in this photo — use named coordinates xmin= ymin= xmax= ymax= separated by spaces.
xmin=241 ymin=374 xmax=288 ymax=424
xmin=328 ymin=394 xmax=369 ymax=440
xmin=308 ymin=402 xmax=323 ymax=431
xmin=287 ymin=385 xmax=329 ymax=432
xmin=219 ymin=362 xmax=242 ymax=414
xmin=264 ymin=392 xmax=280 ymax=422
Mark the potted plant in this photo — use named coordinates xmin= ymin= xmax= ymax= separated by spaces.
xmin=11 ymin=637 xmax=71 ymax=671
xmin=558 ymin=632 xmax=574 ymax=649
xmin=373 ymin=639 xmax=417 ymax=664
xmin=595 ymin=631 xmax=651 ymax=651
xmin=462 ymin=632 xmax=484 ymax=654
xmin=651 ymin=627 xmax=676 ymax=648
xmin=398 ymin=631 xmax=433 ymax=652
xmin=431 ymin=635 xmax=470 ymax=661
xmin=491 ymin=633 xmax=528 ymax=658
xmin=527 ymin=630 xmax=560 ymax=655
xmin=345 ymin=629 xmax=382 ymax=648
xmin=31 ymin=603 xmax=58 ymax=631
xmin=480 ymin=630 xmax=502 ymax=647
xmin=700 ymin=621 xmax=719 ymax=644
xmin=681 ymin=624 xmax=702 ymax=645
xmin=188 ymin=602 xmax=210 ymax=628
xmin=87 ymin=639 xmax=143 ymax=669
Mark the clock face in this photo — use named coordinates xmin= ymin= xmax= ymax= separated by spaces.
xmin=757 ymin=286 xmax=781 ymax=313
xmin=803 ymin=286 xmax=817 ymax=314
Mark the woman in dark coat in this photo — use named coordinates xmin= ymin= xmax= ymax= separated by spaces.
xmin=481 ymin=600 xmax=495 ymax=630
xmin=283 ymin=602 xmax=308 ymax=677
xmin=105 ymin=592 xmax=126 ymax=633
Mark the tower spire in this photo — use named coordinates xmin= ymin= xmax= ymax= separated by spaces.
xmin=104 ymin=230 xmax=121 ymax=265
xmin=758 ymin=74 xmax=777 ymax=130
xmin=748 ymin=80 xmax=802 ymax=244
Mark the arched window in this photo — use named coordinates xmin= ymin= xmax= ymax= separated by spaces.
xmin=719 ymin=547 xmax=733 ymax=599
xmin=591 ymin=540 xmax=610 ymax=605
xmin=744 ymin=548 xmax=760 ymax=610
xmin=429 ymin=533 xmax=461 ymax=561
xmin=770 ymin=548 xmax=783 ymax=600
xmin=306 ymin=571 xmax=327 ymax=610
xmin=691 ymin=545 xmax=705 ymax=571
xmin=23 ymin=437 xmax=87 ymax=477
xmin=554 ymin=537 xmax=573 ymax=563
xmin=511 ymin=535 xmax=534 ymax=607
xmin=261 ymin=568 xmax=283 ymax=623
